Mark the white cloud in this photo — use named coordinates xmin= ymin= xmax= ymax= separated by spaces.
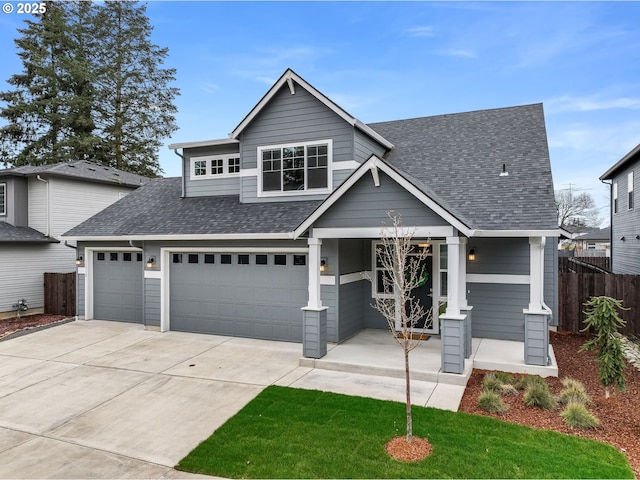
xmin=405 ymin=26 xmax=436 ymax=38
xmin=546 ymin=95 xmax=640 ymax=114
xmin=436 ymin=49 xmax=477 ymax=59
xmin=200 ymin=82 xmax=219 ymax=94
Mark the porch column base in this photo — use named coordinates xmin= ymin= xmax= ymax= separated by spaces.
xmin=460 ymin=306 xmax=473 ymax=359
xmin=439 ymin=313 xmax=467 ymax=374
xmin=302 ymin=307 xmax=328 ymax=359
xmin=523 ymin=309 xmax=551 ymax=366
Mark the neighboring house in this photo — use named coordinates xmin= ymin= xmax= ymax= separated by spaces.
xmin=600 ymin=144 xmax=640 ymax=274
xmin=0 ymin=160 xmax=148 ymax=316
xmin=573 ymin=227 xmax=611 ymax=256
xmin=64 ymin=69 xmax=559 ymax=374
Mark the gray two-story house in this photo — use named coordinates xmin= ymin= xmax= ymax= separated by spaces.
xmin=64 ymin=69 xmax=559 ymax=374
xmin=600 ymin=144 xmax=640 ymax=274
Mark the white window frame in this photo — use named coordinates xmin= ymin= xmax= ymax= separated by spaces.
xmin=257 ymin=139 xmax=332 ymax=197
xmin=613 ymin=181 xmax=618 ymax=214
xmin=190 ymin=154 xmax=241 ymax=180
xmin=0 ymin=183 xmax=5 ymax=216
xmin=371 ymin=240 xmax=444 ymax=304
xmin=628 ymin=171 xmax=634 ymax=210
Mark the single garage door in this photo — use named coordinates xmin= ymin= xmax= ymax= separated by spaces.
xmin=170 ymin=252 xmax=308 ymax=342
xmin=93 ymin=251 xmax=143 ymax=322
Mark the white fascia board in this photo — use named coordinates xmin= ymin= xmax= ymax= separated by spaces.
xmin=470 ymin=229 xmax=561 ymax=238
xmin=62 ymin=233 xmax=294 ymax=242
xmin=312 ymin=226 xmax=454 ymax=239
xmin=168 ymin=138 xmax=239 ymax=150
xmin=354 ymin=119 xmax=394 ymax=150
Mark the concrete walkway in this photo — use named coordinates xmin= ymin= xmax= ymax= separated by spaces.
xmin=0 ymin=320 xmax=556 ymax=478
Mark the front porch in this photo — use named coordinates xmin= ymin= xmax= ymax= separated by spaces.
xmin=298 ymin=329 xmax=558 ymax=410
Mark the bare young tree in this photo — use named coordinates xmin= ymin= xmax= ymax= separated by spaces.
xmin=555 ymin=189 xmax=602 ymax=232
xmin=373 ymin=212 xmax=433 ymax=443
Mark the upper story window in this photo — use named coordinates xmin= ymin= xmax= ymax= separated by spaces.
xmin=190 ymin=154 xmax=241 ymax=180
xmin=613 ymin=181 xmax=618 ymax=214
xmin=258 ymin=139 xmax=331 ymax=196
xmin=628 ymin=171 xmax=634 ymax=210
xmin=0 ymin=183 xmax=5 ymax=216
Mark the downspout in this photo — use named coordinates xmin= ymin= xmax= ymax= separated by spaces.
xmin=36 ymin=175 xmax=50 ymax=237
xmin=601 ymin=178 xmax=613 ymax=264
xmin=173 ymin=148 xmax=186 ymax=198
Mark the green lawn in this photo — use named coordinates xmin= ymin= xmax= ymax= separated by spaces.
xmin=176 ymin=386 xmax=633 ymax=479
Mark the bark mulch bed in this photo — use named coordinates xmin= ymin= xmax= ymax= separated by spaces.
xmin=459 ymin=331 xmax=640 ymax=477
xmin=0 ymin=313 xmax=71 ymax=340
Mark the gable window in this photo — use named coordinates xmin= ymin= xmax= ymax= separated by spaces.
xmin=0 ymin=183 xmax=5 ymax=216
xmin=628 ymin=171 xmax=634 ymax=210
xmin=258 ymin=140 xmax=331 ymax=196
xmin=190 ymin=154 xmax=241 ymax=179
xmin=613 ymin=181 xmax=618 ymax=214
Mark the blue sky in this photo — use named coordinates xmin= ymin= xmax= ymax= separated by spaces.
xmin=2 ymin=1 xmax=640 ymax=221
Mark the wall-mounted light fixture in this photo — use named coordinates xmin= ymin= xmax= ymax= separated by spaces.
xmin=620 ymin=236 xmax=626 ymax=241
xmin=75 ymin=255 xmax=84 ymax=267
xmin=467 ymin=248 xmax=476 ymax=261
xmin=320 ymin=257 xmax=327 ymax=273
xmin=636 ymin=234 xmax=640 ymax=240
xmin=146 ymin=257 xmax=156 ymax=268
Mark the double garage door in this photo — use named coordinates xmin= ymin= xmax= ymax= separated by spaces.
xmin=169 ymin=251 xmax=308 ymax=342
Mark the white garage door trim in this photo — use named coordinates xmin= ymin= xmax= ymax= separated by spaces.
xmin=83 ymin=246 xmax=143 ymax=320
xmin=160 ymin=246 xmax=309 ymax=333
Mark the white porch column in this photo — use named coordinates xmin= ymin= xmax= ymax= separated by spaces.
xmin=445 ymin=236 xmax=462 ymax=316
xmin=307 ymin=237 xmax=322 ymax=309
xmin=528 ymin=237 xmax=545 ymax=313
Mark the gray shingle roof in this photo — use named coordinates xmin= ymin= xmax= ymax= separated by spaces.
xmin=369 ymin=104 xmax=557 ymax=230
xmin=64 ymin=177 xmax=322 ymax=237
xmin=0 ymin=222 xmax=58 ymax=243
xmin=0 ymin=160 xmax=149 ymax=188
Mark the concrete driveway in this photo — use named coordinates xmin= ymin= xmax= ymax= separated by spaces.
xmin=0 ymin=320 xmax=309 ymax=479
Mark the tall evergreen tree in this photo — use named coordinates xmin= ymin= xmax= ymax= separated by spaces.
xmin=92 ymin=1 xmax=178 ymax=176
xmin=1 ymin=0 xmax=178 ymax=176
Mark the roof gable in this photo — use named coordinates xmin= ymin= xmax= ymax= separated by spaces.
xmin=230 ymin=69 xmax=393 ymax=150
xmin=600 ymin=143 xmax=640 ymax=180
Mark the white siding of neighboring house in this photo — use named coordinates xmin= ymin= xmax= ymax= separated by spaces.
xmin=1 ymin=177 xmax=137 ymax=315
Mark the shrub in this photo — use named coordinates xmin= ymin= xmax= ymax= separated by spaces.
xmin=523 ymin=382 xmax=557 ymax=410
xmin=558 ymin=378 xmax=592 ymax=406
xmin=499 ymin=384 xmax=519 ymax=396
xmin=493 ymin=371 xmax=515 ymax=385
xmin=561 ymin=403 xmax=599 ymax=429
xmin=515 ymin=375 xmax=546 ymax=391
xmin=482 ymin=373 xmax=504 ymax=393
xmin=478 ymin=391 xmax=508 ymax=413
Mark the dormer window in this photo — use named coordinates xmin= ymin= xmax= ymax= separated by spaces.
xmin=258 ymin=139 xmax=332 ymax=196
xmin=191 ymin=154 xmax=240 ymax=179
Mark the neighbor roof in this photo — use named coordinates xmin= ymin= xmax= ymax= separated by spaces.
xmin=0 ymin=160 xmax=149 ymax=188
xmin=0 ymin=222 xmax=58 ymax=243
xmin=63 ymin=177 xmax=322 ymax=239
xmin=600 ymin=143 xmax=640 ymax=180
xmin=369 ymin=104 xmax=558 ymax=231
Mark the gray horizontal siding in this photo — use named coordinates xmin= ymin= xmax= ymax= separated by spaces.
xmin=240 ymin=84 xmax=355 ymax=203
xmin=544 ymin=237 xmax=558 ymax=325
xmin=315 ymin=172 xmax=449 ymax=229
xmin=467 ymin=283 xmax=529 ymax=341
xmin=467 ymin=237 xmax=530 ymax=275
xmin=611 ymin=162 xmax=640 ymax=273
xmin=338 ymin=280 xmax=366 ymax=342
xmin=354 ymin=129 xmax=387 ymax=163
xmin=144 ymin=278 xmax=160 ymax=327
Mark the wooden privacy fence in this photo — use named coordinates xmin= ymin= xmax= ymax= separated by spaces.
xmin=558 ymin=272 xmax=640 ymax=336
xmin=559 ymin=256 xmax=610 ymax=273
xmin=44 ymin=272 xmax=76 ymax=316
